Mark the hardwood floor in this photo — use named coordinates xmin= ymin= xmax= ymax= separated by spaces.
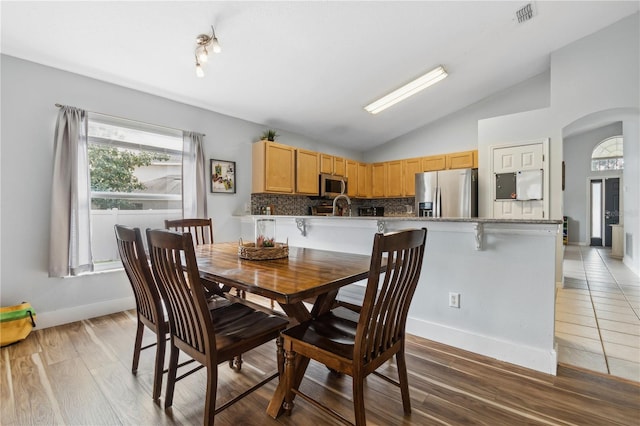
xmin=1 ymin=310 xmax=639 ymax=425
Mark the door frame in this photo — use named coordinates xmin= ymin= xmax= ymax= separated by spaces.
xmin=585 ymin=173 xmax=623 ymax=247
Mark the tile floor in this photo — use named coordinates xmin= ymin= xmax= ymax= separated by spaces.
xmin=557 ymin=245 xmax=640 ymax=382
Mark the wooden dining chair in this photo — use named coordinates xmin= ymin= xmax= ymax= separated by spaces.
xmin=164 ymin=218 xmax=214 ymax=246
xmin=165 ymin=217 xmax=248 ymax=370
xmin=146 ymin=228 xmax=289 ymax=426
xmin=164 ymin=217 xmax=238 ymax=294
xmin=114 ymin=225 xmax=168 ymax=401
xmin=281 ymin=228 xmax=427 ymax=426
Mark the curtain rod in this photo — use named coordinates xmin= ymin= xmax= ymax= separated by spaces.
xmin=54 ymin=103 xmax=205 ymax=136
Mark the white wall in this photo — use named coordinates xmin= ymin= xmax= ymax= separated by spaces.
xmin=563 ymin=122 xmax=623 ymax=245
xmin=364 ymin=71 xmax=551 ymax=163
xmin=552 ymin=13 xmax=639 ymax=274
xmin=479 ymin=14 xmax=640 ymax=275
xmin=0 ymin=55 xmax=356 ymax=328
xmin=622 ymin=118 xmax=639 ymax=272
xmin=551 ymin=15 xmax=640 ymax=128
xmin=478 ymin=108 xmax=559 ymax=218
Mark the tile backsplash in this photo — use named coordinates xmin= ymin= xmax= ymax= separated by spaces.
xmin=251 ymin=194 xmax=314 ymax=216
xmin=357 ymin=197 xmax=415 ymax=216
xmin=251 ymin=194 xmax=415 ymax=217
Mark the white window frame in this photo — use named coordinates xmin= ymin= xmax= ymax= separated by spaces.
xmin=591 ymin=136 xmax=624 ymax=172
xmin=87 ymin=114 xmax=184 ymax=271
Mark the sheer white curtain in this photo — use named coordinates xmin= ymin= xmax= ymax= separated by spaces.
xmin=182 ymin=131 xmax=208 ymax=218
xmin=49 ymin=106 xmax=93 ymax=277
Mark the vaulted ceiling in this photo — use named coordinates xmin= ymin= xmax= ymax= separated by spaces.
xmin=2 ymin=1 xmax=638 ymax=150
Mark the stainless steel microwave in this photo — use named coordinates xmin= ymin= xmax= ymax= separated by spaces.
xmin=319 ymin=173 xmax=347 ymax=198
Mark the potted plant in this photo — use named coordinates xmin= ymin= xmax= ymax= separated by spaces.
xmin=261 ymin=129 xmax=279 ymax=141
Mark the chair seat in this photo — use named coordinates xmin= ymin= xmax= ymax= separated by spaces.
xmin=281 ymin=307 xmax=359 ymax=361
xmin=212 ymin=304 xmax=289 ymax=361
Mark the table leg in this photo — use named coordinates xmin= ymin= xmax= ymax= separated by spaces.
xmin=266 ymin=301 xmax=310 ymax=418
xmin=279 ymin=302 xmax=312 ymax=324
xmin=266 ymin=294 xmax=339 ymax=418
xmin=267 ymin=352 xmax=310 ymax=417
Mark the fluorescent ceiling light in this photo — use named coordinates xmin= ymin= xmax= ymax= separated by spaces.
xmin=364 ymin=65 xmax=448 ymax=114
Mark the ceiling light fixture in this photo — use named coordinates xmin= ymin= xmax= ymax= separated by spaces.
xmin=364 ymin=65 xmax=448 ymax=114
xmin=195 ymin=56 xmax=205 ymax=78
xmin=194 ymin=25 xmax=221 ymax=77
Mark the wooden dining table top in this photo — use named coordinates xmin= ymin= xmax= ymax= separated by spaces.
xmin=194 ymin=242 xmax=372 ymax=305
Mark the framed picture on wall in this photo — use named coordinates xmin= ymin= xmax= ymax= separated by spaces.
xmin=210 ymin=159 xmax=236 ymax=193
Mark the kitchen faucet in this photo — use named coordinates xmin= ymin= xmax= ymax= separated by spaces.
xmin=332 ymin=194 xmax=352 ymax=216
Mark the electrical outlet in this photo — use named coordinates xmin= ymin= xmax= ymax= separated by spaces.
xmin=449 ymin=292 xmax=460 ymax=308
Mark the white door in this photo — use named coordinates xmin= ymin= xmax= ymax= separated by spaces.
xmin=492 ymin=142 xmax=545 ymax=219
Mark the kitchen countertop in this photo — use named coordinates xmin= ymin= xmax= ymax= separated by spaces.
xmin=244 ymin=215 xmax=562 ymax=225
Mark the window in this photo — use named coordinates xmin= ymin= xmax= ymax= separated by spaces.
xmin=88 ymin=114 xmax=183 ymax=269
xmin=591 ymin=136 xmax=624 ymax=171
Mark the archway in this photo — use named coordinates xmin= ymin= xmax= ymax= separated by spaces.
xmin=562 ymin=107 xmax=639 ymax=274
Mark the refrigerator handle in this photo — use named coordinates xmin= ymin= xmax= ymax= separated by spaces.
xmin=435 ymin=186 xmax=441 ymax=218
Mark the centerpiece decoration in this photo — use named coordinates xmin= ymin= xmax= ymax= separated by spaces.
xmin=238 ymin=218 xmax=288 ymax=260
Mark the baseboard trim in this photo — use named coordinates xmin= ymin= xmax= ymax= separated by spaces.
xmin=407 ymin=317 xmax=557 ymax=375
xmin=36 ymin=296 xmax=136 ymax=329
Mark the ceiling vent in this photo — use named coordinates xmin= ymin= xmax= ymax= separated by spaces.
xmin=516 ymin=3 xmax=535 ymax=23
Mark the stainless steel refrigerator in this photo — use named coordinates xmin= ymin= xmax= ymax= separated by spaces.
xmin=415 ymin=168 xmax=478 ymax=218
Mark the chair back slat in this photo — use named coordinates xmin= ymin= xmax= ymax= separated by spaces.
xmin=147 ymin=229 xmax=213 ymax=358
xmin=356 ymin=228 xmax=427 ymax=365
xmin=165 ymin=218 xmax=214 ymax=246
xmin=115 ymin=225 xmax=163 ymax=327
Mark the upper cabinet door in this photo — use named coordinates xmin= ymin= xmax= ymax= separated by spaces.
xmin=345 ymin=160 xmax=358 ymax=197
xmin=446 ymin=151 xmax=475 ymax=169
xmin=357 ymin=163 xmax=370 ymax=198
xmin=333 ymin=156 xmax=346 ymax=176
xmin=386 ymin=160 xmax=403 ymax=197
xmin=252 ymin=140 xmax=295 ymax=193
xmin=320 ymin=154 xmax=334 ymax=174
xmin=402 ymin=158 xmax=422 ymax=196
xmin=264 ymin=141 xmax=295 ymax=193
xmin=422 ymin=155 xmax=446 ymax=172
xmin=371 ymin=163 xmax=386 ymax=198
xmin=296 ymin=149 xmax=319 ymax=195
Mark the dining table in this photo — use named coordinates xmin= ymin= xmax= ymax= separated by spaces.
xmin=193 ymin=241 xmax=374 ymax=418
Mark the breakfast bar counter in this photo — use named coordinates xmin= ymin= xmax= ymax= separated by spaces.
xmin=239 ymin=215 xmax=561 ymax=375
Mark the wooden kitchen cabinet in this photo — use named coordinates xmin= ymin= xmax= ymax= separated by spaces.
xmin=357 ymin=162 xmax=371 ymax=197
xmin=320 ymin=154 xmax=346 ymax=176
xmin=333 ymin=156 xmax=346 ymax=176
xmin=422 ymin=155 xmax=446 ymax=172
xmin=403 ymin=157 xmax=422 ymax=196
xmin=320 ymin=153 xmax=334 ymax=174
xmin=252 ymin=140 xmax=295 ymax=193
xmin=371 ymin=163 xmax=386 ymax=198
xmin=345 ymin=159 xmax=358 ymax=197
xmin=473 ymin=150 xmax=479 ymax=168
xmin=446 ymin=150 xmax=475 ymax=169
xmin=296 ymin=149 xmax=319 ymax=195
xmin=386 ymin=160 xmax=403 ymax=197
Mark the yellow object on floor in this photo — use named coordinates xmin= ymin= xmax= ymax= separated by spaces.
xmin=0 ymin=302 xmax=36 ymax=347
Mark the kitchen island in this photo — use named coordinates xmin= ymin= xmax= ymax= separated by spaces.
xmin=240 ymin=215 xmax=561 ymax=375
